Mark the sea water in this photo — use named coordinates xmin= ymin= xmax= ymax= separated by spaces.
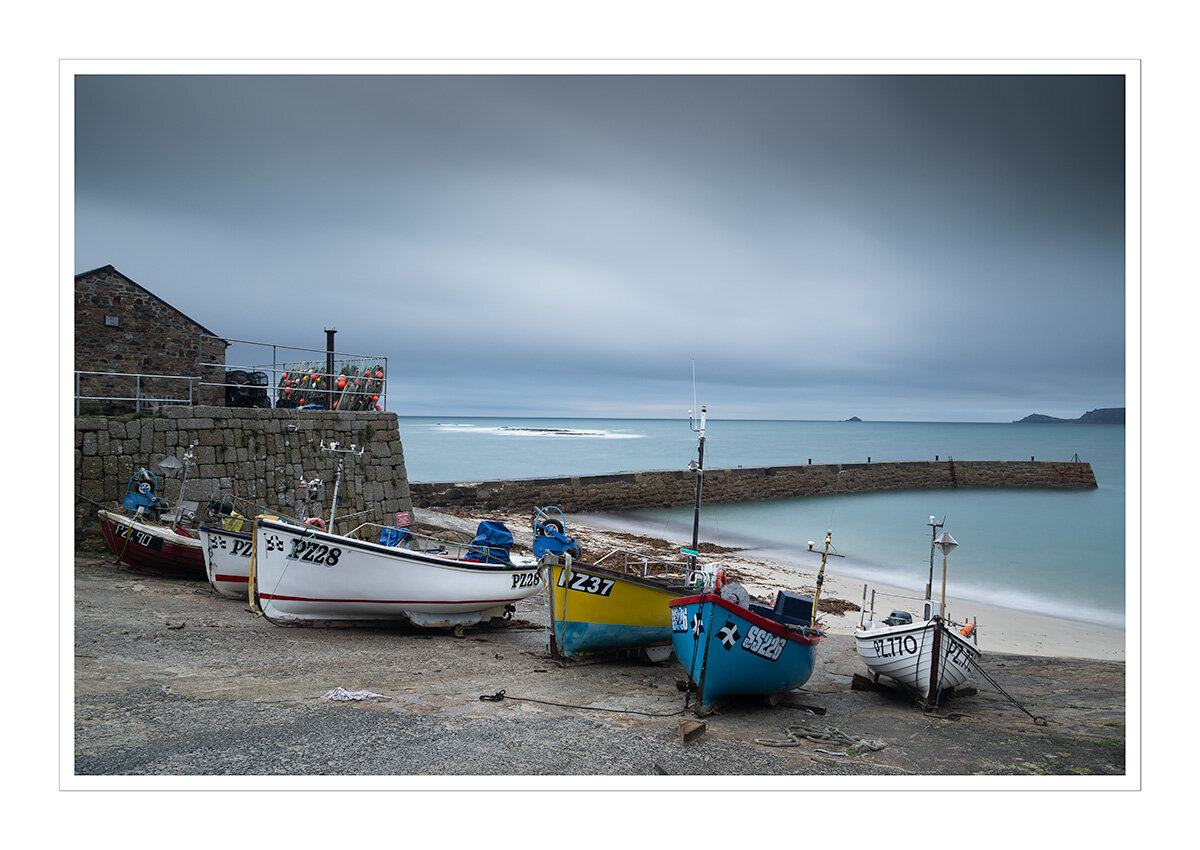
xmin=396 ymin=417 xmax=1128 ymax=628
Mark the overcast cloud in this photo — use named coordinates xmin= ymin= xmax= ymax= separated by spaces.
xmin=73 ymin=73 xmax=1126 ymax=421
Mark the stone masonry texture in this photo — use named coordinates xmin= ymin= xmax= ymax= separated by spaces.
xmin=409 ymin=459 xmax=1097 ymax=513
xmin=75 ymin=265 xmax=228 ymax=412
xmin=74 ymin=406 xmax=412 ymax=540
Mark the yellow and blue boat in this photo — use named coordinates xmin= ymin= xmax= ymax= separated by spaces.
xmin=543 ymin=553 xmax=692 ymax=660
xmin=535 ymin=507 xmax=692 ymax=660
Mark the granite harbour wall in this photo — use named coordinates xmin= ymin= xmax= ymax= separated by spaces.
xmin=409 ymin=459 xmax=1097 ymax=514
xmin=74 ymin=406 xmax=413 ymax=540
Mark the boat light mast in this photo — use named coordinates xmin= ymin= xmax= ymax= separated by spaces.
xmin=687 ymin=404 xmax=706 ymax=572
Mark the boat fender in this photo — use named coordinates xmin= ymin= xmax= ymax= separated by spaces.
xmin=715 ymin=568 xmax=726 ymax=592
xmin=960 ymin=622 xmax=975 ymax=638
xmin=305 ymin=517 xmax=326 ymax=529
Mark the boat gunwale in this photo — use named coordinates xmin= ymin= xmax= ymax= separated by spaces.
xmin=198 ymin=524 xmax=252 ymax=542
xmin=98 ymin=508 xmax=203 ymax=547
xmin=670 ymin=593 xmax=821 ymax=646
xmin=854 ymin=617 xmax=981 ymax=658
xmin=255 ymin=516 xmax=540 ymax=574
xmin=542 ymin=557 xmax=692 ymax=595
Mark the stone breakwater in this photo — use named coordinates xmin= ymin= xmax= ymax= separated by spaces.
xmin=410 ymin=459 xmax=1097 ymax=513
xmin=74 ymin=405 xmax=414 ymax=539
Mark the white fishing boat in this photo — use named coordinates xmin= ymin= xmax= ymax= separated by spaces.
xmin=251 ymin=515 xmax=542 ymax=629
xmin=200 ymin=472 xmax=330 ymax=600
xmin=854 ymin=517 xmax=980 ymax=706
xmin=198 ymin=518 xmax=255 ymax=599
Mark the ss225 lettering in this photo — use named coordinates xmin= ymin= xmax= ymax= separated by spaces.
xmin=741 ymin=625 xmax=785 ymax=661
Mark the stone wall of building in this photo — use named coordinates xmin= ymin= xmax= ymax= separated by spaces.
xmin=75 ymin=265 xmax=227 ymax=412
xmin=409 ymin=459 xmax=1097 ymax=513
xmin=74 ymin=406 xmax=412 ymax=540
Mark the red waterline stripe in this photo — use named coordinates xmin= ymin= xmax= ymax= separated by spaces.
xmin=215 ymin=574 xmax=249 ymax=583
xmin=259 ymin=593 xmax=519 ymax=604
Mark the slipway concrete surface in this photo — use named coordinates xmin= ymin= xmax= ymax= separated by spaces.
xmin=71 ymin=553 xmax=1126 ymax=779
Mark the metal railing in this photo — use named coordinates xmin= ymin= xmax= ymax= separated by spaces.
xmin=592 ymin=548 xmax=694 ymax=582
xmin=200 ymin=335 xmax=388 ymax=412
xmin=74 ymin=370 xmax=198 ymax=415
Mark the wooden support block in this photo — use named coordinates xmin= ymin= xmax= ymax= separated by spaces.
xmin=678 ymin=719 xmax=707 ymax=745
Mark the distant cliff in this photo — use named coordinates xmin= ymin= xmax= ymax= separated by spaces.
xmin=1014 ymin=407 xmax=1125 ymax=424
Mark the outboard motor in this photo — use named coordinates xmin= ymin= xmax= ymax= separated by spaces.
xmin=883 ymin=610 xmax=914 ymax=627
xmin=123 ymin=469 xmax=169 ymax=516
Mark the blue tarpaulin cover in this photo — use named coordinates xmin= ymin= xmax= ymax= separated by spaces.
xmin=378 ymin=527 xmax=412 ymax=547
xmin=465 ymin=521 xmax=513 ymax=564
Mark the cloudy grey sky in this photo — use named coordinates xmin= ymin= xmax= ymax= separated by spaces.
xmin=73 ymin=72 xmax=1127 ymax=421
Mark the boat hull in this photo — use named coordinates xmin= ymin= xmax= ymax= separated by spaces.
xmin=669 ymin=593 xmax=820 ymax=711
xmin=543 ymin=560 xmax=688 ymax=658
xmin=98 ymin=509 xmax=206 ymax=576
xmin=855 ymin=618 xmax=980 ymax=703
xmin=198 ymin=524 xmax=253 ymax=599
xmin=252 ymin=517 xmax=543 ymax=627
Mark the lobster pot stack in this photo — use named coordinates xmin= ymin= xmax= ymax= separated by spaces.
xmin=277 ymin=361 xmax=328 ymax=408
xmin=332 ymin=362 xmax=385 ymax=412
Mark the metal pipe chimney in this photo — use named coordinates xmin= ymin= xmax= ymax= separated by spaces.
xmin=325 ymin=328 xmax=336 ymax=411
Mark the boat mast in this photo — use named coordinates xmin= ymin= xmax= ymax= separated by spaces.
xmin=688 ymin=403 xmax=706 ymax=572
xmin=925 ymin=515 xmax=944 ymax=602
xmin=934 ymin=531 xmax=958 ymax=619
xmin=320 ymin=440 xmax=364 ymax=530
xmin=811 ymin=529 xmax=833 ymax=626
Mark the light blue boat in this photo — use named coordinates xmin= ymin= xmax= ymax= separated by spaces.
xmin=669 ymin=590 xmax=822 ymax=714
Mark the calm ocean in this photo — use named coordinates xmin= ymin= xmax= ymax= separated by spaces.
xmin=396 ymin=417 xmax=1127 ymax=629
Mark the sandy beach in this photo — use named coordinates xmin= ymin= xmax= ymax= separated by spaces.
xmin=426 ymin=508 xmax=1126 ymax=663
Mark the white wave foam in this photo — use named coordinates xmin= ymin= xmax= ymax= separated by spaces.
xmin=432 ymin=423 xmax=642 ymax=439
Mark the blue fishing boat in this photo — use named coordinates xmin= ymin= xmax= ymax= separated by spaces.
xmin=669 ymin=585 xmax=822 ymax=714
xmin=668 ymin=398 xmax=830 ymax=713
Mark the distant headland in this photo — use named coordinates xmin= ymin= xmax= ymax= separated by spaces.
xmin=844 ymin=416 xmax=862 ymax=422
xmin=1014 ymin=407 xmax=1125 ymax=424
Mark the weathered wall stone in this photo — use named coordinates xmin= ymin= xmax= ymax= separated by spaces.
xmin=74 ymin=406 xmax=413 ymax=540
xmin=75 ymin=265 xmax=228 ymax=412
xmin=409 ymin=459 xmax=1097 ymax=513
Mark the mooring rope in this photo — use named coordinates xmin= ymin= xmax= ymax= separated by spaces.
xmin=478 ymin=689 xmax=689 ymax=718
xmin=971 ymin=662 xmax=1048 ymax=726
xmin=754 ymin=722 xmax=887 ymax=753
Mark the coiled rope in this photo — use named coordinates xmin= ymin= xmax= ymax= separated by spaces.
xmin=754 ymin=723 xmax=887 ymax=753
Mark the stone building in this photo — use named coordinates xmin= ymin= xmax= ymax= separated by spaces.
xmin=75 ymin=265 xmax=228 ymax=412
